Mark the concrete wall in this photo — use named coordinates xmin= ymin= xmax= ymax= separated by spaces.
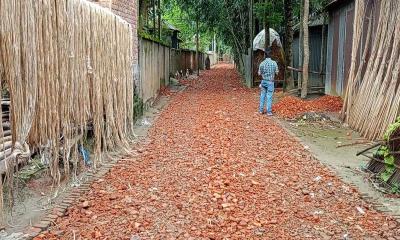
xmin=139 ymin=39 xmax=170 ymax=107
xmin=207 ymin=52 xmax=218 ymax=66
xmin=139 ymin=38 xmax=210 ymax=107
xmin=169 ymin=49 xmax=207 ymax=75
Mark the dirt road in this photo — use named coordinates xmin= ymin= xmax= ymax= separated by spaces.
xmin=42 ymin=64 xmax=399 ymax=239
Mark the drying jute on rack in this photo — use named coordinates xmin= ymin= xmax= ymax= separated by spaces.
xmin=342 ymin=0 xmax=400 ymax=140
xmin=0 ymin=0 xmax=135 ymax=217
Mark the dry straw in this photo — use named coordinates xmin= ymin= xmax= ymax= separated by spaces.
xmin=342 ymin=0 xmax=400 ymax=140
xmin=0 ymin=0 xmax=135 ymax=218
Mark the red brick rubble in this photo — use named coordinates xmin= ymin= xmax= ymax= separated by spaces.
xmin=273 ymin=95 xmax=343 ymax=119
xmin=40 ymin=64 xmax=398 ymax=239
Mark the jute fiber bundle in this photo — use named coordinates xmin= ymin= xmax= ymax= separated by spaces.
xmin=0 ymin=0 xmax=36 ymax=213
xmin=0 ymin=0 xmax=135 ymax=215
xmin=342 ymin=0 xmax=400 ymax=140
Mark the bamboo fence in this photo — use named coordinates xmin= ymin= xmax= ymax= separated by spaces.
xmin=342 ymin=0 xmax=400 ymax=140
xmin=0 ymin=0 xmax=135 ymax=213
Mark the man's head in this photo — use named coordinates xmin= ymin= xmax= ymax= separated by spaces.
xmin=264 ymin=47 xmax=272 ymax=58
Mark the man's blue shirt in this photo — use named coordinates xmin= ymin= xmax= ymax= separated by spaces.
xmin=258 ymin=58 xmax=279 ymax=81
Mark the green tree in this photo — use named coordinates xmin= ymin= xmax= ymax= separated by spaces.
xmin=163 ymin=0 xmax=216 ymax=51
xmin=159 ymin=0 xmax=329 ymax=82
xmin=169 ymin=0 xmax=251 ymax=68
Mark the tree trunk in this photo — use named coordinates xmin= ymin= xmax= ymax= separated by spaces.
xmin=254 ymin=0 xmax=260 ymax=34
xmin=229 ymin=27 xmax=245 ymax=69
xmin=158 ymin=0 xmax=161 ymax=39
xmin=301 ymin=0 xmax=310 ymax=99
xmin=284 ymin=0 xmax=294 ymax=90
xmin=250 ymin=0 xmax=254 ymax=87
xmin=255 ymin=18 xmax=260 ymax=36
xmin=264 ymin=0 xmax=270 ymax=50
xmin=320 ymin=14 xmax=327 ymax=80
xmin=298 ymin=0 xmax=304 ymax=89
xmin=139 ymin=0 xmax=149 ymax=31
xmin=152 ymin=0 xmax=156 ymax=36
xmin=196 ymin=18 xmax=200 ymax=76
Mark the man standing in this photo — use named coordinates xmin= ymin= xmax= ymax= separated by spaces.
xmin=258 ymin=48 xmax=279 ymax=116
xmin=205 ymin=56 xmax=211 ymax=70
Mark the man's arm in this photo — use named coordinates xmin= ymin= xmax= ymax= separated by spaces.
xmin=275 ymin=62 xmax=279 ymax=75
xmin=258 ymin=64 xmax=262 ymax=76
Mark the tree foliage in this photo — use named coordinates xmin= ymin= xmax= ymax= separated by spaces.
xmin=147 ymin=0 xmax=330 ymax=70
xmin=162 ymin=0 xmax=250 ymax=65
xmin=254 ymin=1 xmax=284 ymax=32
xmin=162 ymin=0 xmax=216 ymax=51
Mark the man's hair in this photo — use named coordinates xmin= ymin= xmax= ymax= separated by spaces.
xmin=264 ymin=47 xmax=272 ymax=58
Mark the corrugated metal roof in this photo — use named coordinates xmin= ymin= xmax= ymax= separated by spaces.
xmin=326 ymin=0 xmax=353 ymax=10
xmin=163 ymin=21 xmax=180 ymax=32
xmin=293 ymin=15 xmax=326 ymax=31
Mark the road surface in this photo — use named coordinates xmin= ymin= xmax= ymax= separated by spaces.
xmin=41 ymin=64 xmax=399 ymax=239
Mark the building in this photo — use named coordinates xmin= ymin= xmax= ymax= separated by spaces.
xmin=324 ymin=0 xmax=355 ymax=96
xmin=291 ymin=0 xmax=379 ymax=97
xmin=292 ymin=16 xmax=327 ymax=92
xmin=164 ymin=21 xmax=182 ymax=49
xmin=324 ymin=0 xmax=378 ymax=96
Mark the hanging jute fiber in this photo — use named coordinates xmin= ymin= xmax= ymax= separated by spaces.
xmin=0 ymin=0 xmax=135 ymax=218
xmin=342 ymin=0 xmax=400 ymax=140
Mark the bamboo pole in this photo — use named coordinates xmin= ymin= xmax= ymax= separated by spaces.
xmin=343 ymin=0 xmax=400 ymax=140
xmin=341 ymin=0 xmax=365 ymax=121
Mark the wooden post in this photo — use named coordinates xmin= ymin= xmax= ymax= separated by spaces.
xmin=139 ymin=0 xmax=148 ymax=31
